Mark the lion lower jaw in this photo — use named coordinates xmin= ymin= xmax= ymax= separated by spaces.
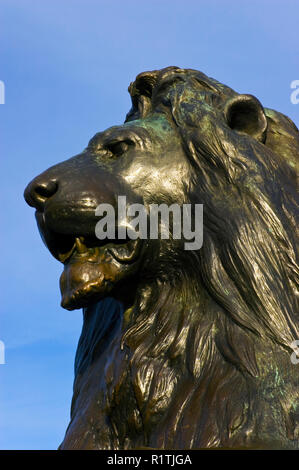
xmin=59 ymin=240 xmax=143 ymax=310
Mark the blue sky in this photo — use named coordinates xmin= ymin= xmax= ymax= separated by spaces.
xmin=0 ymin=0 xmax=298 ymax=450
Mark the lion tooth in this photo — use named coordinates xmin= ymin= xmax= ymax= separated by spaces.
xmin=75 ymin=237 xmax=87 ymax=253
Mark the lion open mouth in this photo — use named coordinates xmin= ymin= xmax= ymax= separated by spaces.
xmin=35 ymin=210 xmax=142 ymax=310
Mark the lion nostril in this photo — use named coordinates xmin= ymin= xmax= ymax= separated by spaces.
xmin=24 ymin=178 xmax=59 ymax=210
xmin=35 ymin=180 xmax=58 ymax=199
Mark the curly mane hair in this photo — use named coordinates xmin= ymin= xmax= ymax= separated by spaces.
xmin=62 ymin=68 xmax=299 ymax=450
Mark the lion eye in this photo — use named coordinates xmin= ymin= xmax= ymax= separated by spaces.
xmin=106 ymin=140 xmax=131 ymax=157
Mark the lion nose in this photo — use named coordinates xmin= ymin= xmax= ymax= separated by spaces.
xmin=24 ymin=177 xmax=58 ymax=211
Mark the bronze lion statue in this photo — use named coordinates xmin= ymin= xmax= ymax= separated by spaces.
xmin=24 ymin=67 xmax=299 ymax=449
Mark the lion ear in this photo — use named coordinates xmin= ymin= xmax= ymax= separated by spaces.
xmin=224 ymin=94 xmax=268 ymax=143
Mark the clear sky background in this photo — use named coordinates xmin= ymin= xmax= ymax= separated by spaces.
xmin=0 ymin=0 xmax=298 ymax=450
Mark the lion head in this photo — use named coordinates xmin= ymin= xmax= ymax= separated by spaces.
xmin=24 ymin=67 xmax=299 ymax=449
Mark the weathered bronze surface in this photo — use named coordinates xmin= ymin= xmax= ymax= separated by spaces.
xmin=24 ymin=67 xmax=299 ymax=449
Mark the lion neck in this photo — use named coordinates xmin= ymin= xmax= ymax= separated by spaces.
xmin=63 ymin=280 xmax=221 ymax=448
xmin=61 ymin=278 xmax=295 ymax=449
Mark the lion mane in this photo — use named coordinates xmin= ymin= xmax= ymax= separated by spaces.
xmin=57 ymin=68 xmax=299 ymax=449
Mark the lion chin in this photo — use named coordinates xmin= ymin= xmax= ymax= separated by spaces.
xmin=59 ymin=237 xmax=142 ymax=310
xmin=24 ymin=66 xmax=299 ymax=450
